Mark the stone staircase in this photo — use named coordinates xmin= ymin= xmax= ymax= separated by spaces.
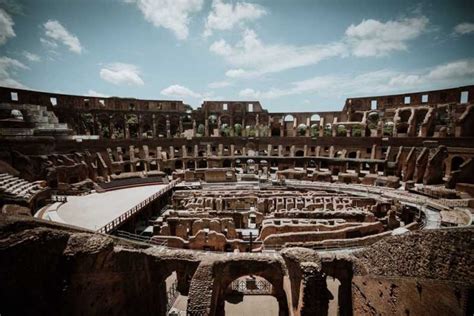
xmin=0 ymin=173 xmax=45 ymax=201
xmin=0 ymin=103 xmax=71 ymax=136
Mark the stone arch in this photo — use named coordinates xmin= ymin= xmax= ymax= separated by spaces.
xmin=284 ymin=114 xmax=294 ymax=122
xmin=188 ymin=258 xmax=290 ymax=316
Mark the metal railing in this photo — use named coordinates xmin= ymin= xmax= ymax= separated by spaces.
xmin=97 ymin=179 xmax=180 ymax=234
xmin=116 ymin=230 xmax=167 ymax=247
xmin=230 ymin=278 xmax=273 ymax=295
xmin=167 ymin=279 xmax=179 ymax=311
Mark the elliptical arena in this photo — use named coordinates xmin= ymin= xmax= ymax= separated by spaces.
xmin=0 ymin=85 xmax=473 ymax=315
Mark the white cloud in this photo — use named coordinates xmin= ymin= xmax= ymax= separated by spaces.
xmin=43 ymin=20 xmax=83 ymax=54
xmin=345 ymin=16 xmax=429 ymax=57
xmin=204 ymin=0 xmax=266 ymax=36
xmin=161 ymin=84 xmax=202 ymax=98
xmin=239 ymin=59 xmax=474 ymax=100
xmin=40 ymin=37 xmax=58 ymax=48
xmin=0 ymin=56 xmax=29 ymax=88
xmin=211 ymin=16 xmax=429 ymax=78
xmin=126 ymin=0 xmax=203 ymax=40
xmin=23 ymin=51 xmax=41 ymax=62
xmin=0 ymin=8 xmax=15 ymax=45
xmin=208 ymin=80 xmax=232 ymax=88
xmin=87 ymin=89 xmax=109 ymax=97
xmin=453 ymin=22 xmax=474 ymax=35
xmin=210 ymin=29 xmax=346 ymax=78
xmin=100 ymin=63 xmax=144 ymax=86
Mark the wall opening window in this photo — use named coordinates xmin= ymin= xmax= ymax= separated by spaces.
xmin=248 ymin=103 xmax=253 ymax=112
xmin=422 ymin=94 xmax=428 ymax=103
xmin=10 ymin=92 xmax=18 ymax=101
xmin=404 ymin=96 xmax=411 ymax=104
xmin=370 ymin=100 xmax=377 ymax=110
xmin=223 ymin=103 xmax=228 ymax=111
xmin=50 ymin=97 xmax=57 ymax=106
xmin=99 ymin=99 xmax=105 ymax=106
xmin=460 ymin=91 xmax=469 ymax=104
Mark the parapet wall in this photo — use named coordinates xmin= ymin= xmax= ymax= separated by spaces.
xmin=0 ymin=215 xmax=472 ymax=316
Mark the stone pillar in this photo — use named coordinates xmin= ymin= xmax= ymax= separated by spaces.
xmin=109 ymin=116 xmax=115 ymax=139
xmin=157 ymin=147 xmax=163 ymax=161
xmin=182 ymin=145 xmax=187 ymax=158
xmin=290 ymin=145 xmax=295 ymax=157
xmin=129 ymin=145 xmax=136 ymax=172
xmin=280 ymin=116 xmax=285 ymax=137
xmin=169 ymin=146 xmax=174 ymax=159
xmin=192 ymin=120 xmax=197 ymax=137
xmin=338 ymin=275 xmax=353 ymax=316
xmin=370 ymin=144 xmax=377 ymax=160
xmin=117 ymin=147 xmax=123 ymax=162
xmin=306 ymin=117 xmax=311 ymax=136
xmin=304 ymin=145 xmax=308 ymax=156
xmin=207 ymin=144 xmax=211 ymax=157
xmin=152 ymin=114 xmax=157 ymax=138
xmin=242 ymin=146 xmax=247 ymax=156
xmin=204 ymin=117 xmax=209 ymax=137
xmin=143 ymin=145 xmax=150 ymax=171
xmin=329 ymin=146 xmax=335 ymax=158
xmin=319 ymin=117 xmax=325 ymax=137
xmin=179 ymin=117 xmax=183 ymax=135
xmin=230 ymin=144 xmax=235 ymax=157
xmin=315 ymin=146 xmax=321 ymax=157
xmin=194 ymin=145 xmax=198 ymax=158
xmin=267 ymin=144 xmax=272 ymax=156
xmin=124 ymin=114 xmax=130 ymax=139
xmin=166 ymin=115 xmax=171 ymax=138
xmin=256 ymin=114 xmax=260 ymax=137
xmin=137 ymin=114 xmax=142 ymax=139
xmin=278 ymin=145 xmax=283 ymax=156
xmin=218 ymin=144 xmax=223 ymax=157
xmin=300 ymin=262 xmax=332 ymax=316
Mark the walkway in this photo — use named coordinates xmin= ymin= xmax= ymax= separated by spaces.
xmin=51 ymin=184 xmax=167 ymax=230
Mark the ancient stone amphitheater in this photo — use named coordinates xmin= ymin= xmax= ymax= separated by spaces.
xmin=0 ymin=85 xmax=473 ymax=315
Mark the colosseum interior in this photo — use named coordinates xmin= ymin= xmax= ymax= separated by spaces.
xmin=0 ymin=85 xmax=473 ymax=316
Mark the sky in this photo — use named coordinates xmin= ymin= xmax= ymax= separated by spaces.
xmin=0 ymin=0 xmax=473 ymax=111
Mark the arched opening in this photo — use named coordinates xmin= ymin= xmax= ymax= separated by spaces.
xmin=295 ymin=150 xmax=305 ymax=157
xmin=310 ymin=124 xmax=318 ymax=137
xmin=271 ymin=127 xmax=280 ymax=137
xmin=125 ymin=114 xmax=138 ymax=138
xmin=186 ymin=160 xmax=195 ymax=170
xmin=310 ymin=114 xmax=321 ymax=122
xmin=198 ymin=160 xmax=207 ymax=169
xmin=223 ymin=159 xmax=232 ymax=168
xmin=383 ymin=121 xmax=394 ymax=136
xmin=210 ymin=260 xmax=290 ymax=316
xmin=225 ymin=275 xmax=279 ymax=316
xmin=297 ymin=123 xmax=307 ymax=136
xmin=399 ymin=110 xmax=411 ymax=122
xmin=451 ymin=156 xmax=465 ymax=172
xmin=348 ymin=151 xmax=357 ymax=159
xmin=284 ymin=114 xmax=294 ymax=122
xmin=367 ymin=112 xmax=379 ymax=130
xmin=324 ymin=123 xmax=332 ymax=136
xmin=175 ymin=160 xmax=183 ymax=170
xmin=337 ymin=125 xmax=346 ymax=137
